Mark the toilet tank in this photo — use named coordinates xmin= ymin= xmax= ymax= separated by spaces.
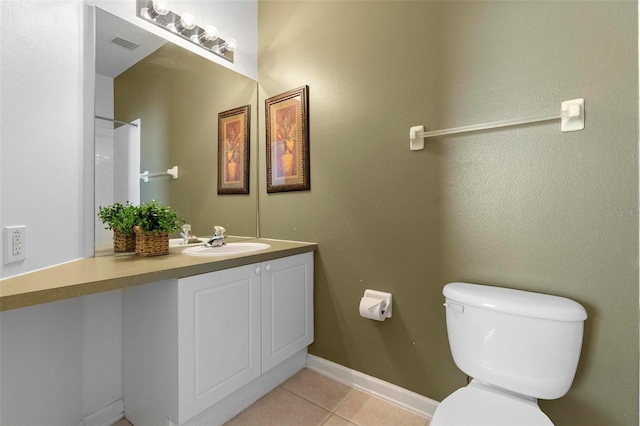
xmin=443 ymin=282 xmax=587 ymax=400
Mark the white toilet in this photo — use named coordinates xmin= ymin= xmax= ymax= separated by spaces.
xmin=431 ymin=282 xmax=587 ymax=426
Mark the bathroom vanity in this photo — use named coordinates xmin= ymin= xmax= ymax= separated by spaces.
xmin=0 ymin=238 xmax=316 ymax=426
xmin=123 ymin=252 xmax=314 ymax=425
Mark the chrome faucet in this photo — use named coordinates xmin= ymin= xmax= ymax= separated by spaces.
xmin=207 ymin=226 xmax=226 ymax=247
xmin=180 ymin=224 xmax=193 ymax=245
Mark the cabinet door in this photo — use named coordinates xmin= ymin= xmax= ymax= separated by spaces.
xmin=178 ymin=264 xmax=261 ymax=424
xmin=261 ymin=252 xmax=314 ymax=373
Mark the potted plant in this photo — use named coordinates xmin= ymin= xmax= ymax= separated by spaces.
xmin=134 ymin=200 xmax=184 ymax=257
xmin=97 ymin=202 xmax=138 ymax=252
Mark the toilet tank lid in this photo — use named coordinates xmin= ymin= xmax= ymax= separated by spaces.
xmin=443 ymin=282 xmax=587 ymax=322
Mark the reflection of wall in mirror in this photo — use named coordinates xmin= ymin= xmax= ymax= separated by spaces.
xmin=114 ymin=43 xmax=258 ymax=238
xmin=95 ymin=76 xmax=116 ymax=251
xmin=94 ymin=75 xmax=141 ymax=252
xmin=113 ymin=119 xmax=141 ymax=206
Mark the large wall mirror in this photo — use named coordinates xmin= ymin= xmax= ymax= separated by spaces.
xmin=94 ymin=8 xmax=258 ymax=253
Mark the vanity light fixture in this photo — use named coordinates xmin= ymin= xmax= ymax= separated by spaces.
xmin=137 ymin=0 xmax=236 ymax=63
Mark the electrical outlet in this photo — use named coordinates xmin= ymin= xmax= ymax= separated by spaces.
xmin=13 ymin=230 xmax=22 ymax=255
xmin=4 ymin=225 xmax=26 ymax=264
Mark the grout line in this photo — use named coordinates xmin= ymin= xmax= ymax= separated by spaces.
xmin=331 ymin=413 xmax=360 ymax=426
xmin=331 ymin=387 xmax=355 ymax=414
xmin=280 ymin=372 xmax=356 ymax=414
xmin=278 ymin=385 xmax=333 ymax=421
xmin=278 ymin=385 xmax=331 ymax=411
xmin=319 ymin=413 xmax=358 ymax=426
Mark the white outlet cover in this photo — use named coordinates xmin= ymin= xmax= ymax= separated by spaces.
xmin=4 ymin=225 xmax=26 ymax=264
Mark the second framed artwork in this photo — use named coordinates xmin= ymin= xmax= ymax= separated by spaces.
xmin=265 ymin=85 xmax=310 ymax=193
xmin=218 ymin=105 xmax=250 ymax=194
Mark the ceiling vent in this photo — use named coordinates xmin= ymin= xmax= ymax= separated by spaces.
xmin=108 ymin=35 xmax=140 ymax=51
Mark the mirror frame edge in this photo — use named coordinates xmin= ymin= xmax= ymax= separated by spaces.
xmin=84 ymin=4 xmax=97 ymax=258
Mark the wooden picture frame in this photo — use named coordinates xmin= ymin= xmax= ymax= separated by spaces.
xmin=218 ymin=105 xmax=250 ymax=194
xmin=265 ymin=86 xmax=310 ymax=193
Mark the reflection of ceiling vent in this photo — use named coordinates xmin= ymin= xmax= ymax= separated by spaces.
xmin=108 ymin=35 xmax=140 ymax=51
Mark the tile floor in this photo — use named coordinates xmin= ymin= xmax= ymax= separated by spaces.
xmin=114 ymin=368 xmax=430 ymax=426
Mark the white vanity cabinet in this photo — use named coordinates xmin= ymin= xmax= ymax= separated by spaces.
xmin=261 ymin=253 xmax=314 ymax=373
xmin=178 ymin=263 xmax=262 ymax=423
xmin=123 ymin=252 xmax=313 ymax=426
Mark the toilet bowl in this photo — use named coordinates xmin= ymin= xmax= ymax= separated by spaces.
xmin=431 ymin=282 xmax=587 ymax=426
xmin=431 ymin=380 xmax=552 ymax=426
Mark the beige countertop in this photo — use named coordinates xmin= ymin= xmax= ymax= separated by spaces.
xmin=0 ymin=238 xmax=317 ymax=312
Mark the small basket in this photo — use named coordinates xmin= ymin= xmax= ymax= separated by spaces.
xmin=134 ymin=226 xmax=169 ymax=257
xmin=113 ymin=228 xmax=136 ymax=253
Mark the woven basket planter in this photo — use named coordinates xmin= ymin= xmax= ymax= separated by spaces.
xmin=134 ymin=226 xmax=169 ymax=257
xmin=113 ymin=228 xmax=136 ymax=253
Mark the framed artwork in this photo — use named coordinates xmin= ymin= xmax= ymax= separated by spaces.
xmin=265 ymin=85 xmax=310 ymax=193
xmin=218 ymin=105 xmax=250 ymax=194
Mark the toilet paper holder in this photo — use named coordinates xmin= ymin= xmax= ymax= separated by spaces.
xmin=363 ymin=289 xmax=392 ymax=319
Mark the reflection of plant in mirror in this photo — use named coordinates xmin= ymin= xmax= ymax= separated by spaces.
xmin=135 ymin=200 xmax=184 ymax=235
xmin=97 ymin=202 xmax=138 ymax=234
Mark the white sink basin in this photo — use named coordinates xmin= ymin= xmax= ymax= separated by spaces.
xmin=182 ymin=242 xmax=271 ymax=256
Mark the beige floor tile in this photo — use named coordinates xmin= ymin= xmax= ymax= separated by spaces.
xmin=322 ymin=414 xmax=358 ymax=426
xmin=282 ymin=368 xmax=354 ymax=412
xmin=111 ymin=419 xmax=133 ymax=426
xmin=224 ymin=386 xmax=331 ymax=426
xmin=334 ymin=390 xmax=428 ymax=426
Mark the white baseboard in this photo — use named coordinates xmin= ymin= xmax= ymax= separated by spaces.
xmin=81 ymin=399 xmax=124 ymax=426
xmin=305 ymin=354 xmax=439 ymax=419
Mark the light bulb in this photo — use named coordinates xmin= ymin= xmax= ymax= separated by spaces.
xmin=193 ymin=25 xmax=219 ymax=44
xmin=171 ymin=12 xmax=196 ymax=33
xmin=180 ymin=13 xmax=196 ymax=30
xmin=145 ymin=1 xmax=169 ymax=19
xmin=153 ymin=1 xmax=169 ymax=15
xmin=202 ymin=25 xmax=219 ymax=41
xmin=223 ymin=37 xmax=237 ymax=53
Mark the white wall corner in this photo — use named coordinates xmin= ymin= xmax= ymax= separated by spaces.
xmin=305 ymin=354 xmax=439 ymax=419
xmin=81 ymin=399 xmax=124 ymax=426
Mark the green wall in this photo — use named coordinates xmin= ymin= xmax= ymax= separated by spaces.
xmin=258 ymin=1 xmax=638 ymax=424
xmin=115 ymin=43 xmax=259 ymax=238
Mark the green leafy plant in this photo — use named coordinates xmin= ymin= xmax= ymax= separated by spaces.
xmin=135 ymin=200 xmax=184 ymax=235
xmin=97 ymin=202 xmax=138 ymax=234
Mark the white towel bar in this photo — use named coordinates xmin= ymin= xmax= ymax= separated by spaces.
xmin=409 ymin=98 xmax=584 ymax=151
xmin=140 ymin=166 xmax=179 ymax=183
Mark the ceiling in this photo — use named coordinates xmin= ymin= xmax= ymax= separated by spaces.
xmin=95 ymin=9 xmax=167 ymax=78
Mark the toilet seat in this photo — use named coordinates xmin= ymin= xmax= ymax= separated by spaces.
xmin=431 ymin=382 xmax=554 ymax=426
